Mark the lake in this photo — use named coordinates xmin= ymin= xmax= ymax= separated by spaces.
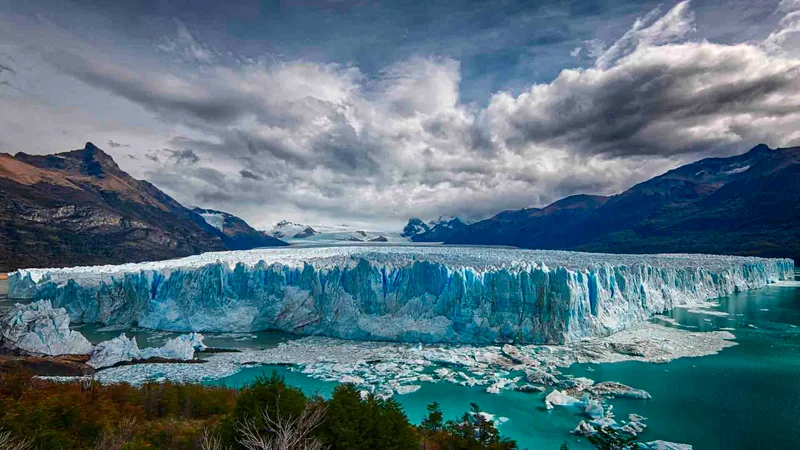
xmin=205 ymin=278 xmax=800 ymax=449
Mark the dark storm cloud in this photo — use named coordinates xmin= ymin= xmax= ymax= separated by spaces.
xmin=239 ymin=169 xmax=262 ymax=180
xmin=167 ymin=148 xmax=200 ymax=164
xmin=198 ymin=189 xmax=232 ymax=203
xmin=47 ymin=52 xmax=258 ymax=126
xmin=489 ymin=2 xmax=800 ymax=158
xmin=497 ymin=52 xmax=800 ymax=157
xmin=107 ymin=139 xmax=130 ymax=148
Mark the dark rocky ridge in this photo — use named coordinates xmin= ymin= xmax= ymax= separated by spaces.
xmin=402 ymin=217 xmax=469 ymax=242
xmin=0 ymin=142 xmax=285 ymax=272
xmin=447 ymin=144 xmax=800 ymax=262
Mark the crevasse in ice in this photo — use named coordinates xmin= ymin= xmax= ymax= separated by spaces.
xmin=8 ymin=246 xmax=795 ymax=344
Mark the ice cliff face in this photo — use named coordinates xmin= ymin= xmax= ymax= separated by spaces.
xmin=8 ymin=246 xmax=795 ymax=344
xmin=0 ymin=300 xmax=93 ymax=356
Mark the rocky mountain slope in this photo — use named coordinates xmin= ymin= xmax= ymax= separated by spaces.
xmin=0 ymin=142 xmax=285 ymax=271
xmin=447 ymin=144 xmax=800 ymax=262
xmin=192 ymin=208 xmax=286 ymax=250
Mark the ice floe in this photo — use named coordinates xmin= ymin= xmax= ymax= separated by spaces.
xmin=90 ymin=321 xmax=736 ymax=399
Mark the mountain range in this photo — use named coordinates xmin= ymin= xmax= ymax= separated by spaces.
xmin=3 ymin=142 xmax=798 ymax=272
xmin=0 ymin=142 xmax=285 ymax=271
xmin=444 ymin=144 xmax=800 ymax=262
xmin=401 ymin=217 xmax=469 ymax=242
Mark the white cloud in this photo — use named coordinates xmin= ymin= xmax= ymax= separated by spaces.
xmin=595 ymin=1 xmax=695 ymax=69
xmin=157 ymin=20 xmax=219 ymax=63
xmin=487 ymin=1 xmax=800 ymax=159
xmin=763 ymin=0 xmax=800 ymax=56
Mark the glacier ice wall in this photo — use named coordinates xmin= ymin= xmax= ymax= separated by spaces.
xmin=8 ymin=247 xmax=795 ymax=344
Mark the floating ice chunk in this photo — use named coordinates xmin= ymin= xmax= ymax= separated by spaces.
xmin=525 ymin=368 xmax=558 ymax=386
xmin=88 ymin=333 xmax=206 ymax=368
xmin=589 ymin=417 xmax=617 ymax=428
xmin=338 ymin=375 xmax=365 ymax=385
xmin=683 ymin=308 xmax=730 ymax=317
xmin=88 ymin=334 xmax=141 ymax=368
xmin=545 ymin=389 xmax=581 ymax=409
xmin=589 ymin=381 xmax=651 ymax=399
xmin=0 ymin=300 xmax=93 ymax=356
xmin=582 ymin=396 xmax=605 ymax=419
xmin=642 ymin=441 xmax=693 ymax=450
xmin=141 ymin=333 xmax=206 ymax=360
xmin=516 ymin=384 xmax=545 ymax=393
xmin=395 ymin=385 xmax=421 ymax=395
xmin=571 ymin=420 xmax=596 ymax=436
xmin=485 ymin=376 xmax=520 ymax=394
xmin=501 ymin=344 xmax=538 ymax=366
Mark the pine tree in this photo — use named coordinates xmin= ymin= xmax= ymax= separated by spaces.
xmin=421 ymin=402 xmax=444 ymax=433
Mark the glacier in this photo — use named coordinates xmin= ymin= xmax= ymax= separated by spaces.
xmin=8 ymin=246 xmax=794 ymax=344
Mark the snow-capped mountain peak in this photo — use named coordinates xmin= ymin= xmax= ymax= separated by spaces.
xmin=402 ymin=216 xmax=468 ymax=242
xmin=270 ymin=220 xmax=318 ymax=239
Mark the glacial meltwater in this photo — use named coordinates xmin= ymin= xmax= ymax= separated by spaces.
xmin=198 ymin=277 xmax=800 ymax=449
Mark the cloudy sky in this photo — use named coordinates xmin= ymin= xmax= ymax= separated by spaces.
xmin=1 ymin=0 xmax=799 ymax=230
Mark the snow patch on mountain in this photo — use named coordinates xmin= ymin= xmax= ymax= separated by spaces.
xmin=198 ymin=212 xmax=225 ymax=231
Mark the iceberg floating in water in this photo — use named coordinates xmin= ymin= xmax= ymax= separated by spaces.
xmin=0 ymin=298 xmax=205 ymax=368
xmin=141 ymin=332 xmax=207 ymax=360
xmin=87 ymin=332 xmax=207 ymax=368
xmin=88 ymin=333 xmax=141 ymax=368
xmin=8 ymin=246 xmax=794 ymax=344
xmin=0 ymin=300 xmax=93 ymax=356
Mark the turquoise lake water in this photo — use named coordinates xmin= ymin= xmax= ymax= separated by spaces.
xmin=206 ymin=280 xmax=800 ymax=450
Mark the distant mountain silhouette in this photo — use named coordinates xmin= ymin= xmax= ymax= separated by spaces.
xmin=0 ymin=142 xmax=285 ymax=271
xmin=402 ymin=217 xmax=469 ymax=242
xmin=447 ymin=144 xmax=800 ymax=262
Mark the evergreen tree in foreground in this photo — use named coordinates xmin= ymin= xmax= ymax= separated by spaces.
xmin=420 ymin=401 xmax=517 ymax=450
